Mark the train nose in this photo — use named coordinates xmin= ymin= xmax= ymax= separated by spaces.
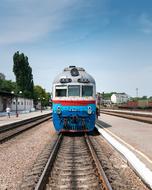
xmin=72 ymin=116 xmax=78 ymax=123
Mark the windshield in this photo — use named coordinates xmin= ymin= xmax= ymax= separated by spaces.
xmin=82 ymin=85 xmax=93 ymax=96
xmin=68 ymin=85 xmax=80 ymax=96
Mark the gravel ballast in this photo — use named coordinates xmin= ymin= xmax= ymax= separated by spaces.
xmin=0 ymin=120 xmax=56 ymax=190
xmin=91 ymin=131 xmax=149 ymax=190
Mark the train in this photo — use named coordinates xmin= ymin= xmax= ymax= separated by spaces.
xmin=52 ymin=66 xmax=96 ymax=132
xmin=118 ymin=100 xmax=152 ymax=110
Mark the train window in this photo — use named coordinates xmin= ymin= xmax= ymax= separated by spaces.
xmin=82 ymin=85 xmax=93 ymax=96
xmin=56 ymin=89 xmax=67 ymax=97
xmin=68 ymin=85 xmax=80 ymax=96
xmin=55 ymin=85 xmax=67 ymax=97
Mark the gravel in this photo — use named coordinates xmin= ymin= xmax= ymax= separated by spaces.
xmin=91 ymin=132 xmax=150 ymax=190
xmin=0 ymin=120 xmax=56 ymax=190
xmin=0 ymin=117 xmax=149 ymax=190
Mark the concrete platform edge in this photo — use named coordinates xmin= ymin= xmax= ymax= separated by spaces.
xmin=96 ymin=125 xmax=152 ymax=189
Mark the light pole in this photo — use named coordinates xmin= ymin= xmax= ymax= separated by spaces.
xmin=136 ymin=88 xmax=139 ymax=98
xmin=11 ymin=90 xmax=22 ymax=117
xmin=38 ymin=97 xmax=45 ymax=112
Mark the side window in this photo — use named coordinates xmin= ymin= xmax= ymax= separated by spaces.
xmin=82 ymin=85 xmax=93 ymax=97
xmin=56 ymin=89 xmax=67 ymax=97
xmin=68 ymin=85 xmax=80 ymax=96
xmin=55 ymin=85 xmax=67 ymax=97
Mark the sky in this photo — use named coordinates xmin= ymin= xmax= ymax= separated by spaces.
xmin=0 ymin=0 xmax=152 ymax=97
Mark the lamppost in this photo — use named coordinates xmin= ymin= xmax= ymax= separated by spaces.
xmin=38 ymin=97 xmax=45 ymax=112
xmin=11 ymin=90 xmax=22 ymax=117
xmin=136 ymin=88 xmax=139 ymax=98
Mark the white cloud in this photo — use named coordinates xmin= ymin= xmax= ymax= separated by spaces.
xmin=0 ymin=0 xmax=82 ymax=44
xmin=0 ymin=0 xmax=109 ymax=45
xmin=139 ymin=13 xmax=152 ymax=34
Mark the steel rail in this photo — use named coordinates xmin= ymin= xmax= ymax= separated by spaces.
xmin=100 ymin=110 xmax=152 ymax=124
xmin=85 ymin=133 xmax=113 ymax=190
xmin=35 ymin=133 xmax=112 ymax=190
xmin=0 ymin=113 xmax=51 ymax=133
xmin=95 ymin=120 xmax=152 ymax=190
xmin=100 ymin=109 xmax=152 ymax=118
xmin=0 ymin=113 xmax=52 ymax=143
xmin=35 ymin=133 xmax=63 ymax=190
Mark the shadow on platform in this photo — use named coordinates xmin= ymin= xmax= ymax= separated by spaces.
xmin=96 ymin=119 xmax=112 ymax=128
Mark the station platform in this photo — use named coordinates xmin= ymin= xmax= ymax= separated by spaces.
xmin=98 ymin=113 xmax=152 ymax=174
xmin=0 ymin=110 xmax=51 ymax=127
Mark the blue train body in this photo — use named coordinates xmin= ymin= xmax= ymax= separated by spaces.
xmin=53 ymin=102 xmax=96 ymax=132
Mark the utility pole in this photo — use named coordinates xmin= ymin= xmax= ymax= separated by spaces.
xmin=136 ymin=88 xmax=138 ymax=98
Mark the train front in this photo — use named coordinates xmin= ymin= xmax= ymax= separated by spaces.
xmin=52 ymin=66 xmax=96 ymax=132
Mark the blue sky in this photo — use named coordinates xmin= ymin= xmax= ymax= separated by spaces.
xmin=0 ymin=0 xmax=152 ymax=96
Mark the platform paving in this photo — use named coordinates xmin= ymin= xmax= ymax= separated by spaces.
xmin=0 ymin=110 xmax=51 ymax=127
xmin=98 ymin=114 xmax=152 ymax=172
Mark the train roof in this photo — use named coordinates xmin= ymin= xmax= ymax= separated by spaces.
xmin=53 ymin=66 xmax=95 ymax=85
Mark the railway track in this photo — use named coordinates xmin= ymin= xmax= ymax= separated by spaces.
xmin=100 ymin=110 xmax=152 ymax=124
xmin=20 ymin=126 xmax=149 ymax=189
xmin=0 ymin=113 xmax=51 ymax=143
xmin=34 ymin=133 xmax=112 ymax=190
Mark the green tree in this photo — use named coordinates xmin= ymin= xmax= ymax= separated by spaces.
xmin=13 ymin=51 xmax=34 ymax=98
xmin=149 ymin=96 xmax=152 ymax=100
xmin=101 ymin=92 xmax=117 ymax=100
xmin=0 ymin=78 xmax=16 ymax=92
xmin=142 ymin=96 xmax=147 ymax=100
xmin=33 ymin=85 xmax=51 ymax=107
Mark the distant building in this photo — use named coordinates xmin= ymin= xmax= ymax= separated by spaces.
xmin=0 ymin=73 xmax=5 ymax=80
xmin=11 ymin=97 xmax=34 ymax=112
xmin=111 ymin=93 xmax=129 ymax=104
xmin=0 ymin=91 xmax=34 ymax=112
xmin=0 ymin=91 xmax=13 ymax=112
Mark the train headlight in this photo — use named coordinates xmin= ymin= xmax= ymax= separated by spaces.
xmin=60 ymin=78 xmax=72 ymax=83
xmin=78 ymin=78 xmax=90 ymax=83
xmin=57 ymin=106 xmax=61 ymax=114
xmin=88 ymin=106 xmax=92 ymax=114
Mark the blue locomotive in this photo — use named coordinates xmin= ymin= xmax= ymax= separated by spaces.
xmin=52 ymin=66 xmax=96 ymax=132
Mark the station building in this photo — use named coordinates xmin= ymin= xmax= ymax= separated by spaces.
xmin=0 ymin=91 xmax=34 ymax=112
xmin=11 ymin=97 xmax=34 ymax=112
xmin=0 ymin=91 xmax=13 ymax=112
xmin=111 ymin=93 xmax=129 ymax=104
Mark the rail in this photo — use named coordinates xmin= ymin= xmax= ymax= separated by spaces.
xmin=0 ymin=113 xmax=51 ymax=143
xmin=35 ymin=133 xmax=112 ymax=190
xmin=100 ymin=110 xmax=152 ymax=124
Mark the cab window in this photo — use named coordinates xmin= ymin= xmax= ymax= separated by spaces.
xmin=68 ymin=85 xmax=80 ymax=96
xmin=55 ymin=85 xmax=67 ymax=97
xmin=82 ymin=85 xmax=93 ymax=97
